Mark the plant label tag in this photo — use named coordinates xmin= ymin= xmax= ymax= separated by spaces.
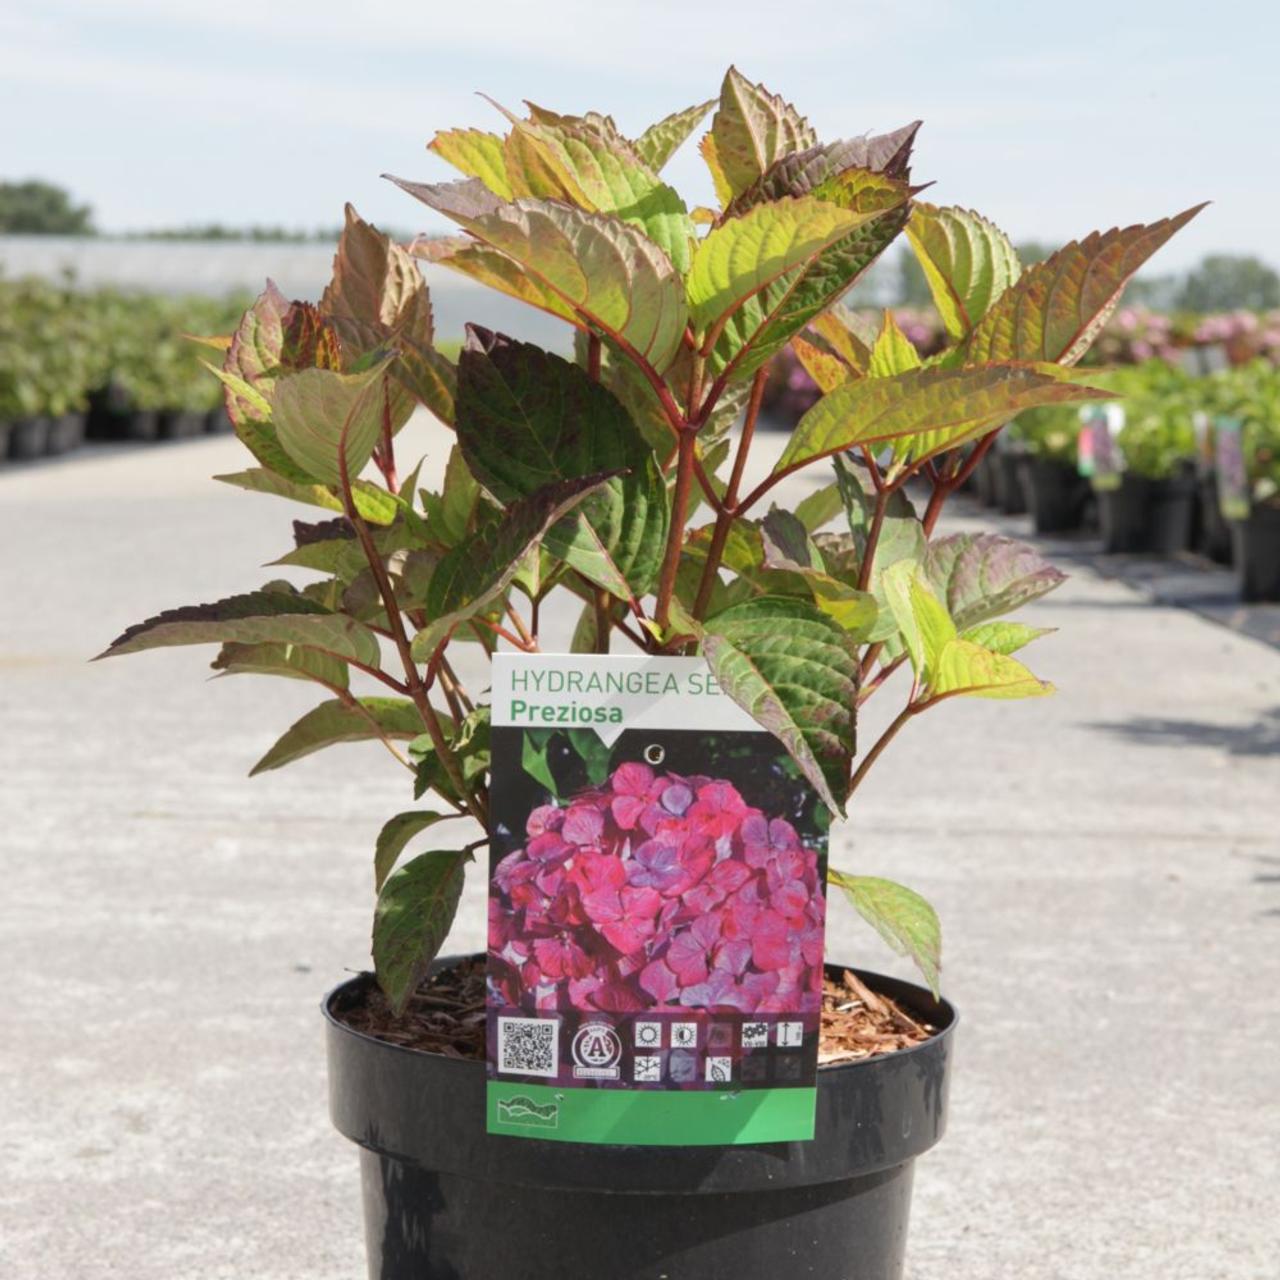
xmin=1213 ymin=416 xmax=1250 ymax=520
xmin=1080 ymin=405 xmax=1123 ymax=488
xmin=485 ymin=653 xmax=829 ymax=1146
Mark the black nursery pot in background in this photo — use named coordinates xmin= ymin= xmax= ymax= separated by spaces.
xmin=46 ymin=412 xmax=86 ymax=456
xmin=1198 ymin=474 xmax=1235 ymax=564
xmin=1018 ymin=456 xmax=1088 ymax=533
xmin=158 ymin=408 xmax=209 ymax=440
xmin=325 ymin=961 xmax=957 ymax=1280
xmin=994 ymin=451 xmax=1027 ymax=515
xmin=1232 ymin=503 xmax=1280 ymax=602
xmin=7 ymin=417 xmax=51 ymax=461
xmin=973 ymin=452 xmax=999 ymax=507
xmin=1098 ymin=472 xmax=1196 ymax=554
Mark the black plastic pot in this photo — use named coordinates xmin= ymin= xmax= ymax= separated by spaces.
xmin=7 ymin=417 xmax=51 ymax=461
xmin=46 ymin=411 xmax=86 ymax=456
xmin=973 ymin=452 xmax=999 ymax=507
xmin=86 ymin=382 xmax=134 ymax=440
xmin=124 ymin=409 xmax=161 ymax=441
xmin=0 ymin=423 xmax=11 ymax=465
xmin=1146 ymin=470 xmax=1197 ymax=555
xmin=1018 ymin=456 xmax=1087 ymax=533
xmin=1098 ymin=472 xmax=1196 ymax=554
xmin=1232 ymin=504 xmax=1280 ymax=602
xmin=995 ymin=451 xmax=1027 ymax=515
xmin=158 ymin=408 xmax=208 ymax=440
xmin=1198 ymin=474 xmax=1234 ymax=564
xmin=326 ymin=961 xmax=956 ymax=1280
xmin=205 ymin=405 xmax=233 ymax=434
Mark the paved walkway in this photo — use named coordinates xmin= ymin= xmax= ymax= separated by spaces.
xmin=2 ymin=417 xmax=1277 ymax=1278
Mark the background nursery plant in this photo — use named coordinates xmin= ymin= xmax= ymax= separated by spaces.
xmin=100 ymin=67 xmax=1200 ymax=1015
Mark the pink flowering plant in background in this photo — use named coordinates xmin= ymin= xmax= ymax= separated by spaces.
xmin=490 ymin=759 xmax=824 ymax=1015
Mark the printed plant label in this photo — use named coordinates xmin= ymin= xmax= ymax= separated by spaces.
xmin=1079 ymin=404 xmax=1124 ymax=488
xmin=1213 ymin=416 xmax=1250 ymax=520
xmin=485 ymin=654 xmax=829 ymax=1146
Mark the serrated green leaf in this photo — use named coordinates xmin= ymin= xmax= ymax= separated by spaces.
xmin=923 ymin=533 xmax=1067 ymax=629
xmin=868 ymin=310 xmax=923 ymax=378
xmin=421 ymin=445 xmax=482 ymax=547
xmin=811 ymin=304 xmax=875 ymax=375
xmin=389 ymin=178 xmax=688 ymax=372
xmin=710 ymin=172 xmax=913 ymax=381
xmin=794 ymin=480 xmax=845 ymax=532
xmin=687 ymin=194 xmax=880 ymax=338
xmin=905 ymin=204 xmax=1021 ymax=342
xmin=429 ymin=128 xmax=514 ymax=198
xmin=374 ymin=811 xmax=461 ymax=891
xmin=412 ymin=474 xmax=610 ymax=657
xmin=791 ymin=334 xmax=854 ymax=394
xmin=634 ymin=99 xmax=715 ymax=171
xmin=702 ymin=67 xmax=816 ymax=203
xmin=218 ymin=283 xmax=321 ymax=483
xmin=701 ymin=596 xmax=858 ymax=814
xmin=963 ymin=205 xmax=1206 ymax=366
xmin=511 ymin=115 xmax=698 ymax=273
xmin=547 ymin=453 xmax=670 ymax=599
xmin=932 ymin=638 xmax=1053 ymax=700
xmin=725 ymin=123 xmax=920 ymax=215
xmin=97 ymin=588 xmax=382 ymax=668
xmin=776 ymin=364 xmax=1110 ymax=478
xmin=759 ymin=509 xmax=878 ymax=634
xmin=373 ymin=850 xmax=468 ymax=1014
xmin=883 ymin=562 xmax=955 ymax=681
xmin=213 ymin=467 xmax=399 ymax=525
xmin=829 ymin=871 xmax=941 ymax=996
xmin=210 ymin=641 xmax=349 ymax=690
xmin=271 ymin=357 xmax=403 ymax=487
xmin=960 ymin=620 xmax=1055 ymax=654
xmin=250 ymin=696 xmax=423 ymax=775
xmin=455 ymin=330 xmax=668 ymax=597
xmin=833 ymin=455 xmax=925 ymax=588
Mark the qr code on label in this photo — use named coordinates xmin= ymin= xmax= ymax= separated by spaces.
xmin=498 ymin=1016 xmax=560 ymax=1077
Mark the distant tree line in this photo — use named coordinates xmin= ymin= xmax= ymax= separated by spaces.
xmin=4 ymin=180 xmax=1278 ymax=312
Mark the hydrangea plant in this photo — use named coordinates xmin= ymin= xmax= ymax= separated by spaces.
xmin=100 ymin=69 xmax=1199 ymax=1013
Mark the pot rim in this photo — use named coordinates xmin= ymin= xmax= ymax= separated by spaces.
xmin=322 ymin=954 xmax=959 ymax=1075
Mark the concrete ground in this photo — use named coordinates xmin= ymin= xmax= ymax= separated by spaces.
xmin=2 ymin=413 xmax=1278 ymax=1279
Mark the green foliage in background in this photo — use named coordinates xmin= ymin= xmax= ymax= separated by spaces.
xmin=0 ymin=276 xmax=246 ymax=420
xmin=0 ymin=180 xmax=95 ymax=235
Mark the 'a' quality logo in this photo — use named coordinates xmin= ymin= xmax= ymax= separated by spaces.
xmin=572 ymin=1022 xmax=622 ymax=1079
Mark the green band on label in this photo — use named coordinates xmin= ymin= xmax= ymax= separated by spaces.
xmin=488 ymin=1081 xmax=816 ymax=1146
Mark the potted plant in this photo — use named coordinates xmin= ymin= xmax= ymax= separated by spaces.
xmin=100 ymin=70 xmax=1198 ymax=1280
xmin=0 ymin=276 xmax=89 ymax=461
xmin=1213 ymin=366 xmax=1280 ymax=600
xmin=1008 ymin=402 xmax=1091 ymax=531
xmin=1093 ymin=363 xmax=1199 ymax=554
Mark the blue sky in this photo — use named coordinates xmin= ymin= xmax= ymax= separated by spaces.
xmin=2 ymin=0 xmax=1275 ymax=270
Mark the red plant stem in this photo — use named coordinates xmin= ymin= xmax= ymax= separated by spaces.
xmin=856 ymin=487 xmax=890 ymax=594
xmin=505 ymin=603 xmax=537 ymax=651
xmin=439 ymin=656 xmax=474 ymax=714
xmin=858 ymin=652 xmax=906 ymax=701
xmin=593 ymin=589 xmax=611 ymax=654
xmin=691 ymin=367 xmax=767 ymax=620
xmin=654 ymin=427 xmax=698 ymax=632
xmin=848 ymin=702 xmax=919 ymax=797
xmin=337 ymin=430 xmax=486 ymax=827
xmin=587 ymin=333 xmax=602 ymax=382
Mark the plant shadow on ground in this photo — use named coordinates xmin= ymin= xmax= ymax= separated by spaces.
xmin=1248 ymin=853 xmax=1280 ymax=920
xmin=1084 ymin=706 xmax=1280 ymax=759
